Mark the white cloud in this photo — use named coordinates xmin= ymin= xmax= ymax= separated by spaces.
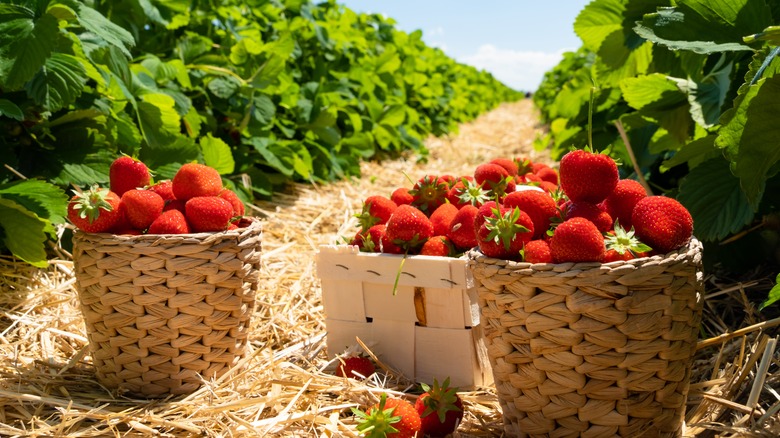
xmin=427 ymin=26 xmax=445 ymax=37
xmin=459 ymin=44 xmax=575 ymax=92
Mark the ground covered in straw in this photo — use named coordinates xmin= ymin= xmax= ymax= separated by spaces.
xmin=1 ymin=99 xmax=779 ymax=437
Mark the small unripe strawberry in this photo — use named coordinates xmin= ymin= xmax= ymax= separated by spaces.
xmin=185 ymin=196 xmax=234 ymax=232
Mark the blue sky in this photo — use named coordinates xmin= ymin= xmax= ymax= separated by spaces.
xmin=337 ymin=1 xmax=591 ymax=92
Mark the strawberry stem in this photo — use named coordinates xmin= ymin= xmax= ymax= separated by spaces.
xmin=392 ymin=253 xmax=407 ymax=296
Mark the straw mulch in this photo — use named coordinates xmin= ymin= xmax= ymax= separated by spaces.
xmin=1 ymin=99 xmax=779 ymax=437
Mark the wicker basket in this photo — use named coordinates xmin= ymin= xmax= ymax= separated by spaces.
xmin=72 ymin=218 xmax=262 ymax=397
xmin=467 ymin=238 xmax=704 ymax=437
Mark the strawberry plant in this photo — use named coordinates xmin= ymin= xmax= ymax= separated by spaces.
xmin=0 ymin=0 xmax=521 ymax=267
xmin=533 ymin=0 xmax=780 ymax=281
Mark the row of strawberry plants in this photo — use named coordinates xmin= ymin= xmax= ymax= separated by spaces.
xmin=533 ymin=0 xmax=780 ymax=295
xmin=0 ymin=0 xmax=521 ymax=267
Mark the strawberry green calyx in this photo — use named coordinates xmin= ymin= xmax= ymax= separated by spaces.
xmin=72 ymin=185 xmax=116 ymax=223
xmin=456 ymin=177 xmax=491 ymax=207
xmin=606 ymin=221 xmax=652 ymax=256
xmin=420 ymin=378 xmax=462 ymax=423
xmin=353 ymin=393 xmax=402 ymax=437
xmin=485 ymin=207 xmax=531 ymax=251
xmin=410 ymin=175 xmax=449 ymax=214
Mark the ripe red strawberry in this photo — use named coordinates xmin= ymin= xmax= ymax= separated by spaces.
xmin=474 ymin=163 xmax=515 ymax=200
xmin=163 ymin=199 xmax=186 ymax=214
xmin=384 ymin=204 xmax=434 ymax=251
xmin=523 ymin=239 xmax=553 ymax=263
xmin=631 ymin=196 xmax=693 ymax=253
xmin=172 ymin=163 xmax=223 ymax=201
xmin=448 ymin=204 xmax=479 ymax=250
xmin=351 ymin=224 xmax=386 ymax=253
xmin=67 ymin=186 xmax=123 ymax=233
xmin=148 ymin=180 xmax=176 ymax=201
xmin=357 ymin=195 xmax=398 ymax=230
xmin=539 ymin=181 xmax=559 ymax=193
xmin=502 ymin=189 xmax=559 ymax=240
xmin=109 ymin=156 xmax=151 ymax=197
xmin=603 ymin=179 xmax=647 ymax=230
xmin=218 ymin=189 xmax=245 ymax=217
xmin=185 ymin=196 xmax=234 ymax=232
xmin=410 ymin=175 xmax=449 ymax=215
xmin=477 ymin=206 xmax=534 ymax=260
xmin=121 ymin=189 xmax=165 ymax=230
xmin=559 ymin=149 xmax=619 ymax=203
xmin=438 ymin=174 xmax=457 ymax=187
xmin=391 ymin=187 xmax=414 ymax=206
xmin=565 ymin=202 xmax=613 ymax=233
xmin=550 ymin=217 xmax=605 ymax=263
xmin=420 ymin=236 xmax=452 ymax=257
xmin=353 ymin=394 xmax=422 ymax=438
xmin=415 ymin=378 xmax=464 ymax=437
xmin=336 ymin=355 xmax=375 ymax=379
xmin=429 ymin=203 xmax=459 ymax=237
xmin=535 ymin=166 xmax=559 ymax=185
xmin=473 ymin=200 xmax=500 ymax=233
xmin=148 ymin=209 xmax=190 ymax=234
xmin=490 ymin=157 xmax=519 ymax=176
xmin=446 ymin=176 xmax=489 ymax=209
xmin=523 ymin=172 xmax=542 ymax=183
xmin=380 ymin=231 xmax=405 ymax=254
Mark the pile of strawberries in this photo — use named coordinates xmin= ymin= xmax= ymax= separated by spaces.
xmin=66 ymin=156 xmax=246 ymax=235
xmin=350 ymin=150 xmax=694 ymax=263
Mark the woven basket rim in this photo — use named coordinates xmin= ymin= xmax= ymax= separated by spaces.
xmin=72 ymin=216 xmax=262 ymax=243
xmin=467 ymin=237 xmax=702 ymax=271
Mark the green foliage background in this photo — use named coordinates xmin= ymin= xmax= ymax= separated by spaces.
xmin=0 ymin=0 xmax=521 ymax=267
xmin=534 ymin=0 xmax=780 ymax=287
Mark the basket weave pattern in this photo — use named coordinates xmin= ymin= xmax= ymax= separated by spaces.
xmin=467 ymin=238 xmax=703 ymax=437
xmin=72 ymin=219 xmax=262 ymax=397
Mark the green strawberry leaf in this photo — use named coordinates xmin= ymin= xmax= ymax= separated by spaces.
xmin=677 ymin=157 xmax=755 ymax=242
xmin=0 ymin=99 xmax=24 ymax=120
xmin=201 ymin=134 xmax=235 ymax=175
xmin=0 ymin=198 xmax=50 ymax=268
xmin=633 ymin=0 xmax=770 ymax=54
xmin=70 ymin=1 xmax=135 ymax=57
xmin=759 ymin=273 xmax=780 ymax=310
xmin=26 ymin=53 xmax=87 ymax=112
xmin=136 ymin=92 xmax=181 ymax=149
xmin=0 ymin=179 xmax=69 ymax=225
xmin=716 ymin=74 xmax=780 ymax=209
xmin=0 ymin=6 xmax=59 ymax=90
